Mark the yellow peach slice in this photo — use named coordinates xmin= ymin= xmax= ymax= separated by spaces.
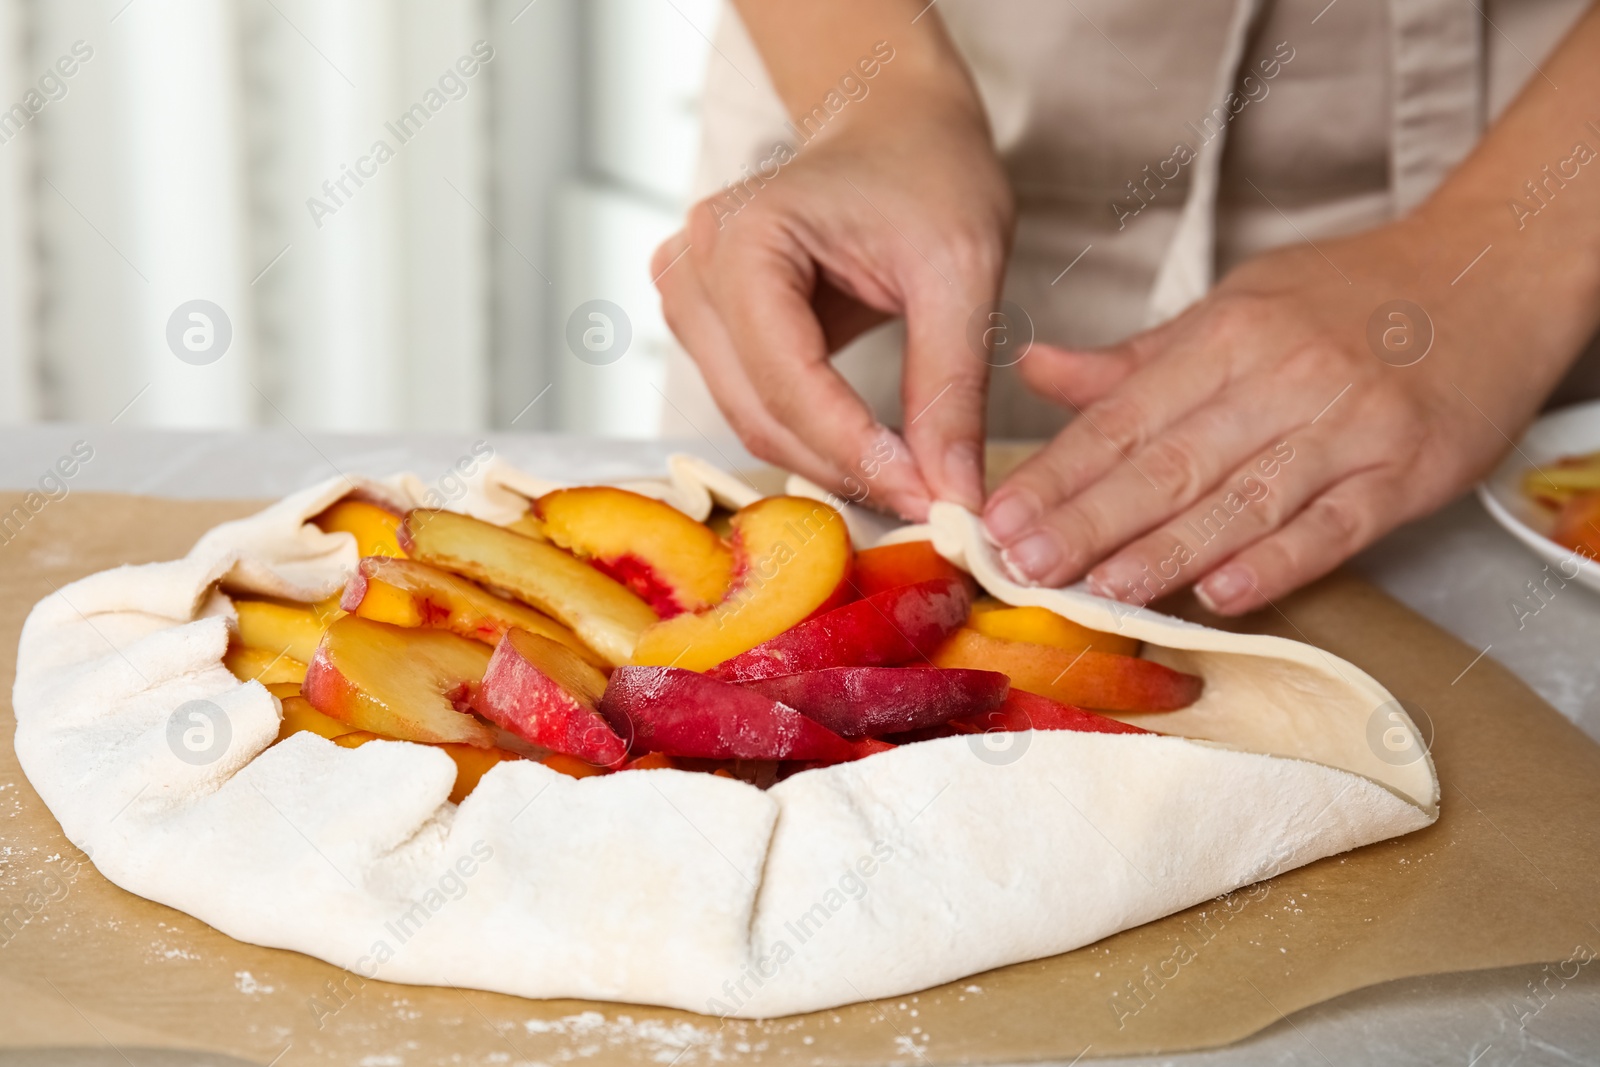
xmin=224 ymin=644 xmax=307 ymax=685
xmin=535 ymin=486 xmax=734 ymax=616
xmin=234 ymin=598 xmax=333 ymax=664
xmin=314 ymin=500 xmax=404 ymax=558
xmin=303 ymin=615 xmax=496 ymax=747
xmin=630 ymin=496 xmax=851 ymax=672
xmin=967 ymin=601 xmax=1139 ymax=657
xmin=342 ymin=556 xmax=605 ymax=667
xmin=399 ymin=509 xmax=658 ymax=667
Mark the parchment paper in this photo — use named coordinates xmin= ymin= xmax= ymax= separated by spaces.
xmin=1 ymin=490 xmax=1597 ymax=1065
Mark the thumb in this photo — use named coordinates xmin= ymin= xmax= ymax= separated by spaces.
xmin=1015 ymin=341 xmax=1140 ymax=409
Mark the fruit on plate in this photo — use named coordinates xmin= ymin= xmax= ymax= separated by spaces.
xmin=331 ymin=730 xmax=382 ymax=749
xmin=629 ymin=496 xmax=852 ymax=672
xmin=399 ymin=508 xmax=658 ymax=667
xmin=473 ymin=629 xmax=628 ymax=766
xmin=710 ymin=577 xmax=971 ymax=682
xmin=849 ymin=540 xmax=968 ymax=599
xmin=740 ymin=667 xmax=1009 ymax=738
xmin=534 ymin=486 xmax=735 ymax=616
xmin=931 ymin=629 xmax=1202 ymax=713
xmin=968 ymin=600 xmax=1140 ymax=657
xmin=224 ymin=645 xmax=307 ymax=685
xmin=314 ymin=499 xmax=405 ymax=558
xmin=341 ymin=556 xmax=605 ymax=665
xmin=303 ymin=615 xmax=496 ymax=746
xmin=949 ymin=689 xmax=1151 ymax=736
xmin=233 ymin=598 xmax=334 ymax=665
xmin=276 ymin=693 xmax=359 ymax=743
xmin=600 ymin=666 xmax=859 ymax=762
xmin=1551 ymin=491 xmax=1600 ymax=559
xmin=1521 ymin=448 xmax=1600 ymax=509
xmin=436 ymin=743 xmax=523 ymax=803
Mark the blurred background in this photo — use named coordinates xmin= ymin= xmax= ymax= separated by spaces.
xmin=0 ymin=0 xmax=715 ymax=437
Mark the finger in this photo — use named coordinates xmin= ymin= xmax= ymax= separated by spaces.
xmin=1190 ymin=469 xmax=1409 ymax=615
xmin=708 ymin=220 xmax=935 ymax=519
xmin=1016 ymin=342 xmax=1139 ymax=409
xmin=1081 ymin=432 xmax=1340 ymax=603
xmin=899 ymin=246 xmax=1008 ymax=512
xmin=654 ymin=225 xmax=853 ymax=493
xmin=982 ymin=339 xmax=1229 ymax=547
xmin=998 ymin=379 xmax=1310 ymax=585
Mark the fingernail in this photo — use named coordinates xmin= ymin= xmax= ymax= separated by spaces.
xmin=1196 ymin=564 xmax=1252 ymax=613
xmin=984 ymin=490 xmax=1039 ymax=544
xmin=1000 ymin=530 xmax=1062 ymax=583
xmin=895 ymin=491 xmax=932 ymax=523
xmin=1088 ymin=559 xmax=1148 ymax=604
xmin=942 ymin=440 xmax=985 ymax=512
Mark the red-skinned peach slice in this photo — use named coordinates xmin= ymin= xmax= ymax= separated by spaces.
xmin=967 ymin=601 xmax=1140 ymax=657
xmin=303 ymin=615 xmax=496 ymax=747
xmin=472 ymin=629 xmax=628 ymax=767
xmin=399 ymin=509 xmax=658 ymax=666
xmin=930 ymin=629 xmax=1202 ymax=713
xmin=313 ymin=499 xmax=405 ymax=558
xmin=740 ymin=667 xmax=1009 ymax=738
xmin=599 ymin=666 xmax=857 ymax=762
xmin=709 ymin=577 xmax=971 ymax=682
xmin=535 ymin=486 xmax=735 ymax=617
xmin=948 ymin=689 xmax=1151 ymax=736
xmin=342 ymin=556 xmax=606 ymax=667
xmin=629 ymin=496 xmax=851 ymax=672
xmin=849 ymin=540 xmax=969 ymax=599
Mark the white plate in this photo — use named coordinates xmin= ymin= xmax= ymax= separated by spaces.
xmin=1477 ymin=399 xmax=1600 ymax=593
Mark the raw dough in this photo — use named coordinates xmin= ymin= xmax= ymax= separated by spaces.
xmin=11 ymin=459 xmax=1436 ymax=1018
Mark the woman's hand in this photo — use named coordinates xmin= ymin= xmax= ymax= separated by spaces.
xmin=652 ymin=4 xmax=1011 ymax=520
xmin=984 ymin=212 xmax=1597 ymax=614
xmin=985 ymin=2 xmax=1600 ymax=615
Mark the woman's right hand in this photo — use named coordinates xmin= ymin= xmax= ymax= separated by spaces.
xmin=652 ymin=6 xmax=1012 ymax=520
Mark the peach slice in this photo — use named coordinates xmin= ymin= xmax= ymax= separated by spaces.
xmin=234 ymin=598 xmax=334 ymax=665
xmin=967 ymin=601 xmax=1140 ymax=657
xmin=265 ymin=681 xmax=302 ymax=700
xmin=629 ymin=496 xmax=852 ymax=672
xmin=314 ymin=499 xmax=405 ymax=558
xmin=948 ymin=689 xmax=1152 ymax=736
xmin=332 ymin=731 xmax=381 ymax=749
xmin=503 ymin=510 xmax=550 ymax=542
xmin=437 ymin=743 xmax=523 ymax=803
xmin=849 ymin=540 xmax=969 ymax=599
xmin=276 ymin=694 xmax=359 ymax=743
xmin=1552 ymin=491 xmax=1600 ymax=559
xmin=341 ymin=556 xmax=605 ymax=666
xmin=740 ymin=666 xmax=1009 ymax=738
xmin=399 ymin=509 xmax=658 ymax=667
xmin=535 ymin=486 xmax=735 ymax=617
xmin=473 ymin=629 xmax=628 ymax=767
xmin=224 ymin=645 xmax=307 ymax=685
xmin=303 ymin=615 xmax=496 ymax=747
xmin=931 ymin=629 xmax=1202 ymax=713
xmin=541 ymin=753 xmax=609 ymax=779
xmin=600 ymin=666 xmax=857 ymax=762
xmin=710 ymin=577 xmax=971 ymax=682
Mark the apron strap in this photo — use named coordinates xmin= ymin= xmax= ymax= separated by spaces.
xmin=1390 ymin=0 xmax=1483 ymax=213
xmin=1145 ymin=0 xmax=1483 ymax=326
xmin=1145 ymin=0 xmax=1263 ymax=325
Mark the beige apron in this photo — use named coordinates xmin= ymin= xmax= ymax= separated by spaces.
xmin=663 ymin=0 xmax=1594 ymax=441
